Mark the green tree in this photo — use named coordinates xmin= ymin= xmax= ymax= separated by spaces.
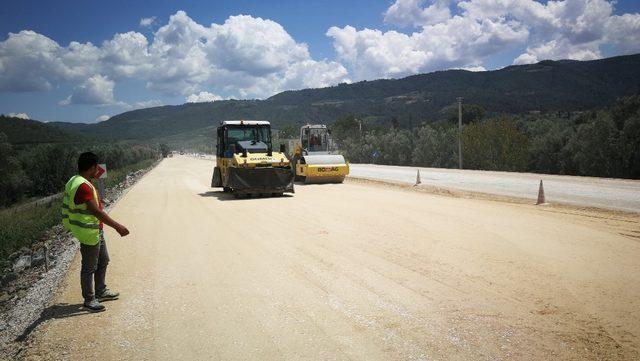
xmin=378 ymin=128 xmax=413 ymax=165
xmin=621 ymin=115 xmax=640 ymax=178
xmin=331 ymin=114 xmax=361 ymax=141
xmin=18 ymin=145 xmax=77 ymax=197
xmin=278 ymin=124 xmax=298 ymax=139
xmin=569 ymin=112 xmax=623 ymax=177
xmin=611 ymin=95 xmax=640 ymax=178
xmin=0 ymin=133 xmax=30 ymax=206
xmin=523 ymin=117 xmax=577 ymax=175
xmin=160 ymin=143 xmax=171 ymax=158
xmin=412 ymin=124 xmax=458 ymax=168
xmin=611 ymin=95 xmax=640 ymax=130
xmin=461 ymin=119 xmax=529 ymax=171
xmin=443 ymin=104 xmax=486 ymax=124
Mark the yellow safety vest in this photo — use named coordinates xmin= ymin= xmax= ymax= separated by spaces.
xmin=61 ymin=175 xmax=100 ymax=245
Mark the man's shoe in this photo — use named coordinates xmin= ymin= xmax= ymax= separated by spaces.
xmin=97 ymin=289 xmax=120 ymax=301
xmin=83 ymin=299 xmax=106 ymax=312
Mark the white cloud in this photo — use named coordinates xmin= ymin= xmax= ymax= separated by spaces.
xmin=328 ymin=17 xmax=528 ymax=79
xmin=384 ymin=0 xmax=451 ymax=27
xmin=110 ymin=99 xmax=163 ymax=110
xmin=96 ymin=114 xmax=110 ymax=122
xmin=513 ymin=39 xmax=601 ymax=65
xmin=456 ymin=65 xmax=486 ymax=72
xmin=209 ymin=15 xmax=309 ymax=76
xmin=101 ymin=32 xmax=152 ymax=78
xmin=0 ymin=11 xmax=350 ymax=103
xmin=332 ymin=0 xmax=640 ymax=79
xmin=132 ymin=99 xmax=162 ymax=109
xmin=0 ymin=31 xmax=68 ymax=92
xmin=140 ymin=17 xmax=156 ymax=27
xmin=186 ymin=91 xmax=223 ymax=102
xmin=7 ymin=112 xmax=30 ymax=119
xmin=144 ymin=12 xmax=349 ymax=97
xmin=60 ymin=74 xmax=115 ymax=105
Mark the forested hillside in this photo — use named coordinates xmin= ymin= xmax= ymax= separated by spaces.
xmin=0 ymin=116 xmax=79 ymax=144
xmin=51 ymin=54 xmax=640 ymax=142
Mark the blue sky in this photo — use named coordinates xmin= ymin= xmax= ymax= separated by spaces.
xmin=1 ymin=0 xmax=639 ymax=123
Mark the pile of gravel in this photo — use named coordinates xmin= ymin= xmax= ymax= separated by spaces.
xmin=0 ymin=163 xmax=157 ymax=357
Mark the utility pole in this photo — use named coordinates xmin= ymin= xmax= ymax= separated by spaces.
xmin=457 ymin=97 xmax=463 ymax=169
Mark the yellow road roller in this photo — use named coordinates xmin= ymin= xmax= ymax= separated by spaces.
xmin=211 ymin=120 xmax=294 ymax=197
xmin=291 ymin=124 xmax=349 ymax=183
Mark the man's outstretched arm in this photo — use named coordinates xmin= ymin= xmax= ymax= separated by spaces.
xmin=86 ymin=199 xmax=130 ymax=237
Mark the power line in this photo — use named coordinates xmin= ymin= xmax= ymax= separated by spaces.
xmin=457 ymin=97 xmax=463 ymax=169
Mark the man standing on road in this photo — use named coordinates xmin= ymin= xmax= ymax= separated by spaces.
xmin=61 ymin=152 xmax=130 ymax=312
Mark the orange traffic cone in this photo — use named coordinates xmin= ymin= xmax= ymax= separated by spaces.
xmin=414 ymin=169 xmax=421 ymax=186
xmin=536 ymin=179 xmax=546 ymax=205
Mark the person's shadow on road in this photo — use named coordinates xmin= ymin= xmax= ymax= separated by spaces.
xmin=15 ymin=303 xmax=94 ymax=342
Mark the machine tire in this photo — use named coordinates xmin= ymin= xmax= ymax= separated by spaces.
xmin=212 ymin=167 xmax=222 ymax=187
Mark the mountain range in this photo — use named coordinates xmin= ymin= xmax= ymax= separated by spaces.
xmin=8 ymin=53 xmax=640 ymax=148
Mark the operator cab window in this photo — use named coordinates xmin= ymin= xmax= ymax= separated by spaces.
xmin=309 ymin=128 xmax=328 ymax=152
xmin=302 ymin=128 xmax=310 ymax=151
xmin=225 ymin=125 xmax=272 ymax=148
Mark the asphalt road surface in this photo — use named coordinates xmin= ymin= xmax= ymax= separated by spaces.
xmin=350 ymin=163 xmax=640 ymax=213
xmin=19 ymin=156 xmax=640 ymax=360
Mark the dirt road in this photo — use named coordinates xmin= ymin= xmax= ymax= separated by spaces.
xmin=18 ymin=156 xmax=640 ymax=360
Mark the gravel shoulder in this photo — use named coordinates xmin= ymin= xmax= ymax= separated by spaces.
xmin=13 ymin=156 xmax=640 ymax=360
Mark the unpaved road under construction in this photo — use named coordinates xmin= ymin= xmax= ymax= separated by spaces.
xmin=18 ymin=156 xmax=640 ymax=360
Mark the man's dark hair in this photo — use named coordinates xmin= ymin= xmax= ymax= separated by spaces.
xmin=78 ymin=152 xmax=99 ymax=172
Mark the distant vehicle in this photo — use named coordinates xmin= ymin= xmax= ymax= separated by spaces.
xmin=179 ymin=151 xmax=184 ymax=155
xmin=211 ymin=120 xmax=294 ymax=198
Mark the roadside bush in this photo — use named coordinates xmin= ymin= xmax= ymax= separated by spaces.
xmin=412 ymin=125 xmax=458 ymax=168
xmin=0 ymin=198 xmax=60 ymax=262
xmin=461 ymin=118 xmax=529 ymax=171
xmin=0 ymin=133 xmax=31 ymax=207
xmin=2 ymin=143 xmax=159 ymax=208
xmin=18 ymin=144 xmax=78 ymax=197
